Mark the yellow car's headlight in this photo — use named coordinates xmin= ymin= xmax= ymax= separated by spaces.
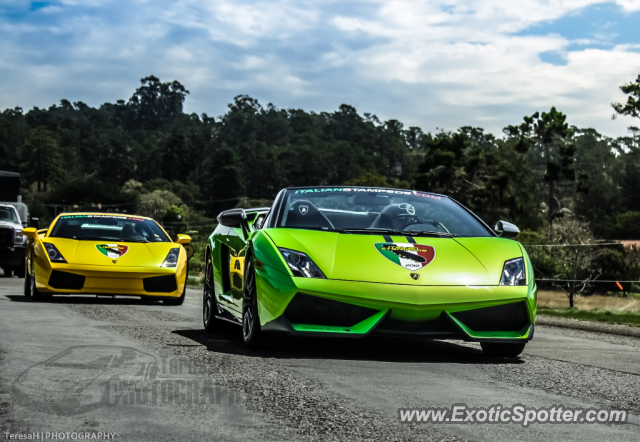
xmin=161 ymin=248 xmax=180 ymax=268
xmin=45 ymin=243 xmax=67 ymax=263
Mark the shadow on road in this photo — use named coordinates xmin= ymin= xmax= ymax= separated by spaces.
xmin=172 ymin=328 xmax=525 ymax=365
xmin=5 ymin=294 xmax=162 ymax=305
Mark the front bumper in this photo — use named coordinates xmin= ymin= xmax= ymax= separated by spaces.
xmin=0 ymin=246 xmax=25 ymax=267
xmin=256 ymin=264 xmax=537 ymax=342
xmin=33 ymin=263 xmax=186 ymax=298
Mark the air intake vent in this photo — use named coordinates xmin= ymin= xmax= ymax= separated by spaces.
xmin=143 ymin=275 xmax=177 ymax=293
xmin=284 ymin=293 xmax=378 ymax=327
xmin=450 ymin=301 xmax=529 ymax=332
xmin=377 ymin=314 xmax=459 ymax=333
xmin=0 ymin=227 xmax=12 ymax=247
xmin=48 ymin=270 xmax=85 ymax=290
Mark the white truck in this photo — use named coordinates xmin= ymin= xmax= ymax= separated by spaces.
xmin=0 ymin=171 xmax=37 ymax=278
xmin=0 ymin=202 xmax=27 ymax=277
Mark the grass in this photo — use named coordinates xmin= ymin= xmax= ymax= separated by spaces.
xmin=538 ymin=307 xmax=640 ymax=327
xmin=187 ymin=273 xmax=204 ymax=288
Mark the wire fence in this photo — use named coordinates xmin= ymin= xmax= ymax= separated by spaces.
xmin=26 ymin=203 xmax=640 ymax=289
xmin=521 ymin=242 xmax=640 ymax=290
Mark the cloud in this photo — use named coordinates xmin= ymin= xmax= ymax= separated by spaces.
xmin=0 ymin=0 xmax=638 ymax=136
xmin=614 ymin=0 xmax=640 ymax=11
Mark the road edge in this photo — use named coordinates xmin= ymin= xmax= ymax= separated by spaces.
xmin=537 ymin=314 xmax=640 ymax=338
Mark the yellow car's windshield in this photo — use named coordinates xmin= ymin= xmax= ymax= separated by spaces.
xmin=49 ymin=214 xmax=171 ymax=243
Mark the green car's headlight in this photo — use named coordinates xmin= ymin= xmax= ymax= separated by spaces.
xmin=161 ymin=248 xmax=180 ymax=268
xmin=278 ymin=248 xmax=325 ymax=278
xmin=500 ymin=257 xmax=526 ymax=286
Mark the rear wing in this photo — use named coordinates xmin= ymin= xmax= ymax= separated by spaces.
xmin=244 ymin=207 xmax=271 ymax=215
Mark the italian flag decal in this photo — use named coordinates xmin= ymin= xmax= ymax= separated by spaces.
xmin=96 ymin=244 xmax=129 ymax=259
xmin=374 ymin=243 xmax=436 ymax=271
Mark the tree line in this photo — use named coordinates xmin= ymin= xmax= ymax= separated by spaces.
xmin=1 ymin=74 xmax=639 ymax=296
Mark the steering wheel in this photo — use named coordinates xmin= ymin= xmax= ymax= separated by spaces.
xmin=395 ymin=215 xmax=444 ymax=231
xmin=395 ymin=214 xmax=423 ymax=230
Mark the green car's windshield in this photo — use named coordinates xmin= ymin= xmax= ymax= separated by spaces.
xmin=50 ymin=214 xmax=171 ymax=242
xmin=275 ymin=187 xmax=493 ymax=238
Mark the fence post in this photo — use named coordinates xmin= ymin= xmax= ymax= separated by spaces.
xmin=570 ymin=248 xmax=579 ymax=307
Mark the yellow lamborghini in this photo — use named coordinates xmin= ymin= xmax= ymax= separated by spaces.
xmin=22 ymin=213 xmax=191 ymax=305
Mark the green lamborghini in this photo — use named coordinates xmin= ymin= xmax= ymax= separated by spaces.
xmin=203 ymin=186 xmax=536 ymax=357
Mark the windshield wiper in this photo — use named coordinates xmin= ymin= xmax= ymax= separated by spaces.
xmin=405 ymin=230 xmax=458 ymax=238
xmin=341 ymin=228 xmax=457 ymax=238
xmin=342 ymin=228 xmax=405 ymax=235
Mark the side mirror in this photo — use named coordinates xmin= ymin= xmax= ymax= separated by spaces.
xmin=218 ymin=209 xmax=250 ymax=239
xmin=23 ymin=227 xmax=38 ymax=239
xmin=30 ymin=217 xmax=40 ymax=229
xmin=175 ymin=234 xmax=191 ymax=244
xmin=494 ymin=220 xmax=520 ymax=239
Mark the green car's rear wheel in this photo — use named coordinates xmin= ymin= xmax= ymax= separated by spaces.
xmin=242 ymin=256 xmax=266 ymax=349
xmin=203 ymin=257 xmax=223 ymax=332
xmin=481 ymin=342 xmax=526 ymax=357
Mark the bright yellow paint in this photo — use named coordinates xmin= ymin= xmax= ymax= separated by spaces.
xmin=27 ymin=213 xmax=188 ymax=298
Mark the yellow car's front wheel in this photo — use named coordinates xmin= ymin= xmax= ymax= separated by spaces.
xmin=163 ymin=275 xmax=186 ymax=306
xmin=25 ymin=263 xmax=49 ymax=302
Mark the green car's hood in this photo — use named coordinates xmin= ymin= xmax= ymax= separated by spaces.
xmin=265 ymin=228 xmax=523 ymax=286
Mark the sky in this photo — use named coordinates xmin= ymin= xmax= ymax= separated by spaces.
xmin=1 ymin=0 xmax=639 ymax=137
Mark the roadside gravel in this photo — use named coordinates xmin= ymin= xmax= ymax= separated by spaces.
xmin=537 ymin=315 xmax=640 ymax=338
xmin=65 ymin=303 xmax=197 ymax=324
xmin=0 ymin=349 xmax=17 ymax=433
xmin=536 ymin=324 xmax=640 ymax=349
xmin=80 ymin=302 xmax=461 ymax=442
xmin=484 ymin=355 xmax=640 ymax=414
xmin=98 ymin=324 xmax=458 ymax=441
xmin=61 ymin=300 xmax=640 ymax=440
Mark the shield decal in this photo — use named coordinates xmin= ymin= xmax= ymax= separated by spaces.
xmin=299 ymin=205 xmax=309 ymax=215
xmin=96 ymin=244 xmax=129 ymax=259
xmin=374 ymin=243 xmax=436 ymax=271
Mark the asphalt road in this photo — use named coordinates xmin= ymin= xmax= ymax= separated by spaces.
xmin=1 ymin=273 xmax=639 ymax=441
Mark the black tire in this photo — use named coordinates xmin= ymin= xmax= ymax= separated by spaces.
xmin=481 ymin=342 xmax=526 ymax=357
xmin=203 ymin=257 xmax=222 ymax=332
xmin=3 ymin=267 xmax=13 ymax=277
xmin=28 ymin=264 xmax=49 ymax=301
xmin=163 ymin=276 xmax=186 ymax=306
xmin=242 ymin=256 xmax=266 ymax=349
xmin=15 ymin=258 xmax=26 ymax=278
xmin=23 ymin=262 xmax=31 ymax=297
